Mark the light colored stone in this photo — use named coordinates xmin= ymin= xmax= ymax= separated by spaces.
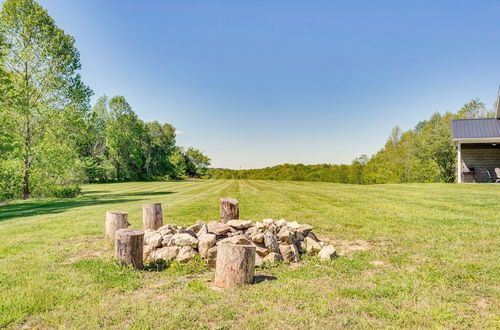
xmin=318 ymin=245 xmax=337 ymax=260
xmin=145 ymin=232 xmax=163 ymax=247
xmin=144 ymin=229 xmax=155 ymax=241
xmin=176 ymin=226 xmax=187 ymax=234
xmin=279 ymin=243 xmax=300 ymax=262
xmin=277 ymin=227 xmax=293 ymax=244
xmin=276 ymin=219 xmax=287 ymax=227
xmin=169 ymin=233 xmax=199 ymax=248
xmin=207 ymin=221 xmax=231 ymax=235
xmin=207 ymin=246 xmax=217 ymax=269
xmin=157 ymin=224 xmax=174 ymax=232
xmin=255 ymin=221 xmax=265 ymax=230
xmin=176 ymin=246 xmax=197 ymax=263
xmin=143 ymin=244 xmax=154 ymax=260
xmin=227 ymin=229 xmax=244 ymax=237
xmin=197 ymin=224 xmax=208 ymax=237
xmin=217 ymin=235 xmax=252 ymax=246
xmin=263 ymin=252 xmax=283 ymax=263
xmin=254 ymin=244 xmax=270 ymax=257
xmin=263 ymin=231 xmax=280 ymax=253
xmin=245 ymin=226 xmax=258 ymax=236
xmin=263 ymin=219 xmax=274 ymax=226
xmin=297 ymin=224 xmax=313 ymax=236
xmin=250 ymin=232 xmax=264 ymax=244
xmin=188 ymin=221 xmax=204 ymax=233
xmin=305 ymin=236 xmax=322 ymax=253
xmin=161 ymin=234 xmax=173 ymax=247
xmin=227 ymin=219 xmax=253 ymax=229
xmin=255 ymin=254 xmax=263 ymax=267
xmin=198 ymin=233 xmax=216 ymax=258
xmin=151 ymin=246 xmax=179 ymax=260
xmin=287 ymin=221 xmax=301 ymax=230
xmin=306 ymin=231 xmax=320 ymax=242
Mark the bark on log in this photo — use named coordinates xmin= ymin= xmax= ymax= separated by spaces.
xmin=214 ymin=244 xmax=256 ymax=288
xmin=105 ymin=211 xmax=129 ymax=240
xmin=219 ymin=198 xmax=239 ymax=223
xmin=143 ymin=203 xmax=163 ymax=230
xmin=115 ymin=228 xmax=144 ymax=270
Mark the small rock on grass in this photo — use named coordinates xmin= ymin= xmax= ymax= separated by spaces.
xmin=318 ymin=245 xmax=337 ymax=260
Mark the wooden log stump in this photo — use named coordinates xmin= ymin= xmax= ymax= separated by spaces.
xmin=219 ymin=198 xmax=239 ymax=223
xmin=105 ymin=211 xmax=129 ymax=240
xmin=115 ymin=228 xmax=144 ymax=270
xmin=143 ymin=203 xmax=163 ymax=230
xmin=214 ymin=244 xmax=256 ymax=288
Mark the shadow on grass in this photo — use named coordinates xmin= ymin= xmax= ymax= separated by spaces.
xmin=253 ymin=275 xmax=278 ymax=284
xmin=0 ymin=190 xmax=175 ymax=222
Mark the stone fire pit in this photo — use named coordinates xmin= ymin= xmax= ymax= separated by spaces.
xmin=143 ymin=218 xmax=337 ymax=267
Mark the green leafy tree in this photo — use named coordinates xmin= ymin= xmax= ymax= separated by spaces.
xmin=106 ymin=96 xmax=145 ymax=180
xmin=0 ymin=0 xmax=92 ymax=198
xmin=184 ymin=147 xmax=211 ymax=178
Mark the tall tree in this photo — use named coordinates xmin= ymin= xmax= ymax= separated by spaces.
xmin=106 ymin=96 xmax=144 ymax=180
xmin=0 ymin=0 xmax=92 ymax=198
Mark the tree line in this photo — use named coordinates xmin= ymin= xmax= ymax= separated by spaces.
xmin=0 ymin=0 xmax=209 ymax=201
xmin=210 ymin=100 xmax=493 ymax=184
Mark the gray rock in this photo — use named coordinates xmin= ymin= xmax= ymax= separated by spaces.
xmin=286 ymin=221 xmax=301 ymax=230
xmin=263 ymin=252 xmax=283 ymax=263
xmin=176 ymin=246 xmax=197 ymax=263
xmin=197 ymin=224 xmax=208 ymax=237
xmin=143 ymin=244 xmax=155 ymax=260
xmin=151 ymin=246 xmax=179 ymax=261
xmin=217 ymin=235 xmax=252 ymax=246
xmin=169 ymin=233 xmax=199 ymax=248
xmin=263 ymin=231 xmax=280 ymax=253
xmin=304 ymin=236 xmax=322 ymax=253
xmin=306 ymin=231 xmax=320 ymax=242
xmin=263 ymin=219 xmax=274 ymax=226
xmin=255 ymin=221 xmax=265 ymax=230
xmin=207 ymin=246 xmax=217 ymax=269
xmin=144 ymin=229 xmax=155 ymax=241
xmin=161 ymin=234 xmax=174 ymax=247
xmin=277 ymin=227 xmax=293 ymax=244
xmin=255 ymin=254 xmax=263 ymax=267
xmin=198 ymin=233 xmax=216 ymax=258
xmin=245 ymin=226 xmax=258 ymax=236
xmin=188 ymin=221 xmax=204 ymax=233
xmin=279 ymin=243 xmax=300 ymax=262
xmin=318 ymin=245 xmax=337 ymax=260
xmin=227 ymin=229 xmax=244 ymax=237
xmin=276 ymin=219 xmax=287 ymax=227
xmin=207 ymin=221 xmax=231 ymax=235
xmin=297 ymin=224 xmax=313 ymax=236
xmin=254 ymin=244 xmax=270 ymax=257
xmin=145 ymin=232 xmax=163 ymax=247
xmin=227 ymin=220 xmax=253 ymax=229
xmin=250 ymin=232 xmax=264 ymax=244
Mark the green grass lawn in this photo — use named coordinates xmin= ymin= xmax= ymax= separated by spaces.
xmin=0 ymin=180 xmax=499 ymax=328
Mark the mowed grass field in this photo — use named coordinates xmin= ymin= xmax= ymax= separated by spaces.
xmin=0 ymin=180 xmax=499 ymax=329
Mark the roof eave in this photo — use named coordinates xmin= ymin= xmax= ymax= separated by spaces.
xmin=452 ymin=137 xmax=500 ymax=143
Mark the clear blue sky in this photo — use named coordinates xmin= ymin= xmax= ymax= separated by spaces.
xmin=32 ymin=0 xmax=500 ymax=168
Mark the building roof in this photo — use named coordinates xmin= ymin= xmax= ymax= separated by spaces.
xmin=452 ymin=118 xmax=500 ymax=141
